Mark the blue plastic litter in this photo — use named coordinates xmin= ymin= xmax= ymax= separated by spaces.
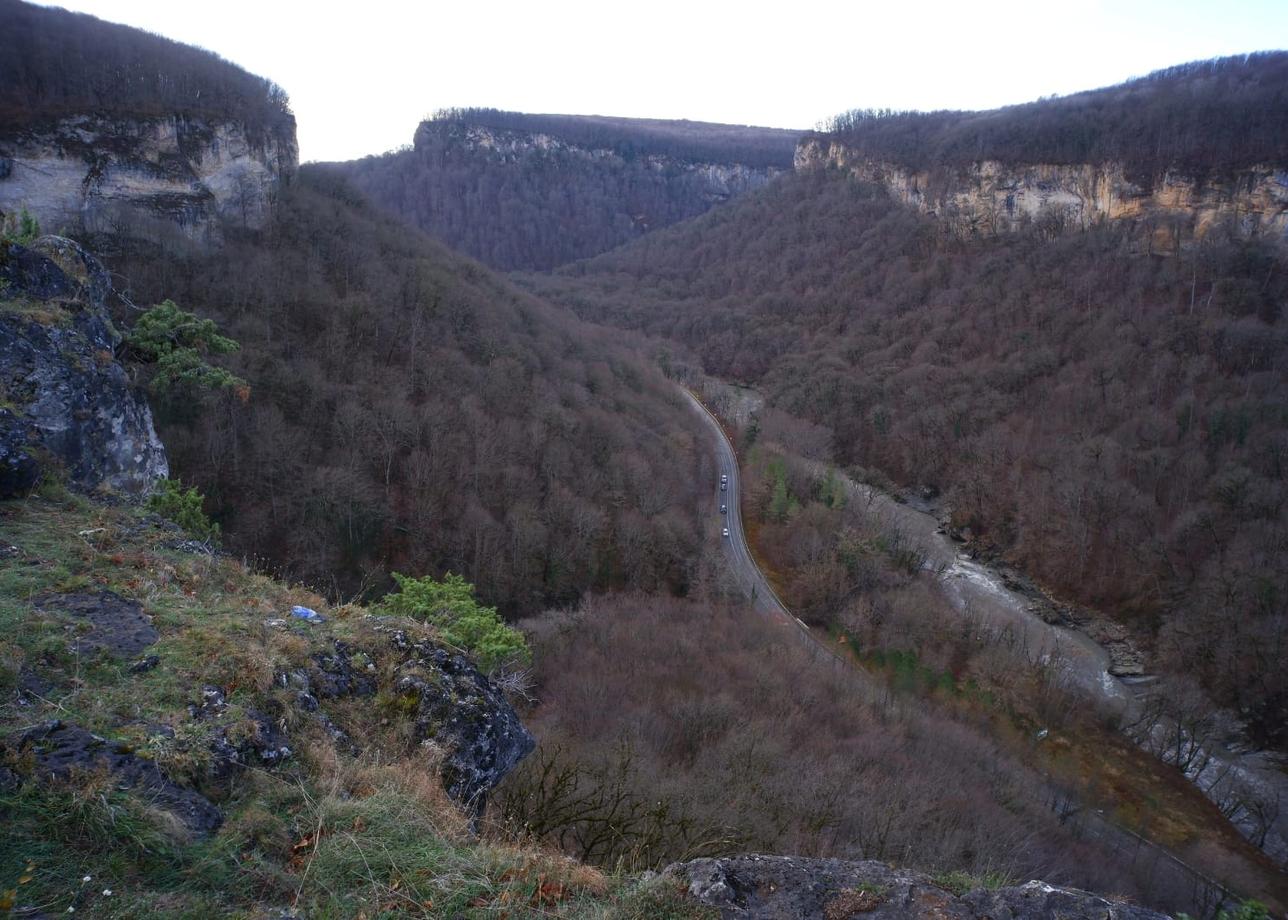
xmin=291 ymin=605 xmax=325 ymax=623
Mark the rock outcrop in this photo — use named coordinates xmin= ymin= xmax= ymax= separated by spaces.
xmin=666 ymin=855 xmax=1172 ymax=920
xmin=0 ymin=115 xmax=297 ymax=245
xmin=796 ymin=139 xmax=1288 ymax=249
xmin=273 ymin=627 xmax=534 ymax=813
xmin=0 ymin=235 xmax=167 ymax=496
xmin=6 ymin=720 xmax=224 ymax=838
xmin=380 ymin=625 xmax=536 ymax=812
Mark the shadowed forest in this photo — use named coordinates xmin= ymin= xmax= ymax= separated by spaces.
xmin=4 ymin=5 xmax=1287 ymax=914
xmin=110 ymin=169 xmax=706 ymax=613
xmin=328 ymin=111 xmax=800 ymax=271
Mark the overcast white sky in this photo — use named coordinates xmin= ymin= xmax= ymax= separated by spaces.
xmin=39 ymin=0 xmax=1288 ymax=163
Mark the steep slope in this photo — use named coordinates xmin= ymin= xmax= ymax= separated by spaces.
xmin=0 ymin=491 xmax=707 ymax=918
xmin=0 ymin=237 xmax=1188 ymax=920
xmin=0 ymin=0 xmax=297 ymax=244
xmin=110 ymin=166 xmax=706 ymax=614
xmin=327 ymin=110 xmax=800 ymax=270
xmin=522 ymin=164 xmax=1288 ymax=751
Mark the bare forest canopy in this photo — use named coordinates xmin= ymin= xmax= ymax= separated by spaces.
xmin=815 ymin=52 xmax=1288 ymax=185
xmin=523 ymin=168 xmax=1288 ymax=749
xmin=110 ymin=168 xmax=705 ymax=614
xmin=325 ymin=112 xmax=799 ymax=271
xmin=0 ymin=0 xmax=293 ymax=135
xmin=511 ymin=595 xmax=1251 ymax=914
xmin=421 ymin=109 xmax=803 ymax=169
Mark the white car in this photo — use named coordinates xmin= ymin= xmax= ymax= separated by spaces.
xmin=722 ymin=527 xmax=730 ymax=538
xmin=720 ymin=504 xmax=727 ymax=514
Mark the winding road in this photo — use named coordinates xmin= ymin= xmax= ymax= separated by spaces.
xmin=682 ymin=389 xmax=802 ymax=626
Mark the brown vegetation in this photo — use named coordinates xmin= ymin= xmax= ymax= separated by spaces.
xmin=327 ymin=112 xmax=797 ymax=271
xmin=523 ymin=167 xmax=1288 ymax=749
xmin=508 ymin=593 xmax=1234 ymax=914
xmin=818 ymin=53 xmax=1288 ymax=186
xmin=109 ymin=167 xmax=705 ymax=613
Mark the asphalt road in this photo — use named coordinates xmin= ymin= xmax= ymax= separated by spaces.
xmin=682 ymin=388 xmax=802 ymax=625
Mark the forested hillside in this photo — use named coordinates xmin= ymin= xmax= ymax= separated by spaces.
xmin=815 ymin=53 xmax=1288 ymax=184
xmin=326 ymin=110 xmax=800 ymax=271
xmin=522 ymin=167 xmax=1288 ymax=747
xmin=111 ymin=168 xmax=704 ymax=613
xmin=0 ymin=0 xmax=292 ymax=135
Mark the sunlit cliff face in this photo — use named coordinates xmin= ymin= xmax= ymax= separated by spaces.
xmin=797 ymin=138 xmax=1288 ymax=249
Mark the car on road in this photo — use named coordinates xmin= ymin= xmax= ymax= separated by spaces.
xmin=720 ymin=482 xmax=727 ymax=491
xmin=721 ymin=527 xmax=730 ymax=538
xmin=721 ymin=473 xmax=728 ymax=482
xmin=720 ymin=504 xmax=727 ymax=514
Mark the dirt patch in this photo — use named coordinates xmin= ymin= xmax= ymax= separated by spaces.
xmin=824 ymin=886 xmax=886 ymax=917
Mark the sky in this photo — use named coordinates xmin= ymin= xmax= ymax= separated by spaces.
xmin=38 ymin=0 xmax=1288 ymax=163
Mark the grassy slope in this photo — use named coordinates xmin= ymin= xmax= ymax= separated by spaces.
xmin=0 ymin=489 xmax=706 ymax=919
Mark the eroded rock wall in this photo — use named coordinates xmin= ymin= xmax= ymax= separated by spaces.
xmin=0 ymin=115 xmax=297 ymax=245
xmin=796 ymin=138 xmax=1288 ymax=247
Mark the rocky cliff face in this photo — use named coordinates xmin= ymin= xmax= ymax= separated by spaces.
xmin=0 ymin=115 xmax=297 ymax=245
xmin=432 ymin=121 xmax=782 ymax=209
xmin=796 ymin=138 xmax=1288 ymax=248
xmin=0 ymin=235 xmax=167 ymax=496
xmin=667 ymin=856 xmax=1173 ymax=920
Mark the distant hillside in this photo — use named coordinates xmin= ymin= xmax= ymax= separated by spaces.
xmin=326 ymin=110 xmax=802 ymax=271
xmin=812 ymin=53 xmax=1288 ymax=185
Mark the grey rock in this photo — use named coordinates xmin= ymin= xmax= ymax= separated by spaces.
xmin=37 ymin=589 xmax=158 ymax=658
xmin=381 ymin=628 xmax=534 ymax=814
xmin=309 ymin=640 xmax=376 ymax=699
xmin=187 ymin=685 xmax=293 ymax=775
xmin=129 ymin=654 xmax=161 ymax=674
xmin=5 ymin=720 xmax=222 ymax=837
xmin=665 ymin=856 xmax=1172 ymax=920
xmin=0 ymin=237 xmax=168 ymax=497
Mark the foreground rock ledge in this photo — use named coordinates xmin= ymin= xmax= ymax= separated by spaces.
xmin=664 ymin=856 xmax=1171 ymax=920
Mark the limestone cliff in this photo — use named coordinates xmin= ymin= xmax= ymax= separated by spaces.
xmin=432 ymin=121 xmax=782 ymax=210
xmin=796 ymin=138 xmax=1288 ymax=248
xmin=0 ymin=115 xmax=297 ymax=245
